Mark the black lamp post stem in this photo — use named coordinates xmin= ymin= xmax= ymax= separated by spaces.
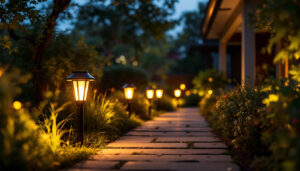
xmin=148 ymin=99 xmax=152 ymax=116
xmin=127 ymin=100 xmax=131 ymax=118
xmin=77 ymin=103 xmax=84 ymax=145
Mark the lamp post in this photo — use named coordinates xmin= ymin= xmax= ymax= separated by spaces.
xmin=123 ymin=84 xmax=135 ymax=117
xmin=155 ymin=89 xmax=163 ymax=109
xmin=145 ymin=86 xmax=154 ymax=116
xmin=66 ymin=71 xmax=95 ymax=145
xmin=174 ymin=89 xmax=181 ymax=107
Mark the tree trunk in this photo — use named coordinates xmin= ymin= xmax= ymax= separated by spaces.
xmin=32 ymin=0 xmax=71 ymax=104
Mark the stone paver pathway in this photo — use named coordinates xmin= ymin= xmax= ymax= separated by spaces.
xmin=70 ymin=108 xmax=239 ymax=171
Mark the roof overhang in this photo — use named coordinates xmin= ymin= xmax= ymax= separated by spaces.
xmin=201 ymin=0 xmax=241 ymax=41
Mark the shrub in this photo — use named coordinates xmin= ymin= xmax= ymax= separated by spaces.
xmin=183 ymin=93 xmax=201 ymax=107
xmin=192 ymin=69 xmax=230 ymax=92
xmin=155 ymin=95 xmax=176 ymax=111
xmin=100 ymin=65 xmax=150 ymax=91
xmin=111 ymin=91 xmax=151 ymax=120
xmin=0 ymin=69 xmax=54 ymax=170
xmin=84 ymin=94 xmax=143 ymax=141
xmin=199 ymin=81 xmax=300 ymax=170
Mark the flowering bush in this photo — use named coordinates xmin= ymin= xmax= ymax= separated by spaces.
xmin=199 ymin=81 xmax=300 ymax=170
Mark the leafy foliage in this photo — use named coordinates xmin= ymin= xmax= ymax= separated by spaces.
xmin=192 ymin=69 xmax=230 ymax=93
xmin=255 ymin=0 xmax=300 ymax=80
xmin=199 ymin=80 xmax=300 ymax=170
xmin=84 ymin=94 xmax=143 ymax=141
xmin=100 ymin=65 xmax=150 ymax=91
xmin=73 ymin=0 xmax=177 ymax=58
xmin=0 ymin=69 xmax=53 ymax=170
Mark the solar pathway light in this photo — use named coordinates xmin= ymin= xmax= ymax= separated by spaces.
xmin=155 ymin=88 xmax=163 ymax=110
xmin=174 ymin=89 xmax=181 ymax=107
xmin=180 ymin=83 xmax=186 ymax=91
xmin=123 ymin=84 xmax=136 ymax=117
xmin=145 ymin=86 xmax=155 ymax=116
xmin=66 ymin=71 xmax=95 ymax=145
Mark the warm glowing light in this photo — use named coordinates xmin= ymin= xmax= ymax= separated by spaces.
xmin=208 ymin=77 xmax=213 ymax=82
xmin=66 ymin=71 xmax=95 ymax=102
xmin=146 ymin=89 xmax=154 ymax=99
xmin=185 ymin=90 xmax=191 ymax=96
xmin=174 ymin=89 xmax=181 ymax=98
xmin=0 ymin=68 xmax=3 ymax=77
xmin=13 ymin=101 xmax=22 ymax=110
xmin=180 ymin=83 xmax=186 ymax=90
xmin=156 ymin=89 xmax=163 ymax=99
xmin=208 ymin=89 xmax=213 ymax=95
xmin=72 ymin=80 xmax=89 ymax=101
xmin=124 ymin=87 xmax=135 ymax=100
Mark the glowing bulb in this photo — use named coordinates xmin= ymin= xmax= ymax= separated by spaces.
xmin=124 ymin=87 xmax=134 ymax=100
xmin=146 ymin=89 xmax=154 ymax=99
xmin=174 ymin=89 xmax=181 ymax=98
xmin=156 ymin=89 xmax=163 ymax=99
xmin=208 ymin=77 xmax=213 ymax=82
xmin=185 ymin=90 xmax=191 ymax=96
xmin=73 ymin=81 xmax=89 ymax=101
xmin=13 ymin=101 xmax=22 ymax=110
xmin=208 ymin=89 xmax=213 ymax=95
xmin=180 ymin=84 xmax=186 ymax=90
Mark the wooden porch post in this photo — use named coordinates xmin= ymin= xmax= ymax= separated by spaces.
xmin=241 ymin=0 xmax=256 ymax=87
xmin=219 ymin=42 xmax=227 ymax=74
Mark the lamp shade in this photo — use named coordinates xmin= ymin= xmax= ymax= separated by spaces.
xmin=156 ymin=89 xmax=163 ymax=99
xmin=174 ymin=89 xmax=181 ymax=98
xmin=66 ymin=71 xmax=95 ymax=102
xmin=145 ymin=86 xmax=155 ymax=100
xmin=123 ymin=84 xmax=135 ymax=100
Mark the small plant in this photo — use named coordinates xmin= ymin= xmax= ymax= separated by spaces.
xmin=39 ymin=102 xmax=72 ymax=153
xmin=85 ymin=93 xmax=143 ymax=141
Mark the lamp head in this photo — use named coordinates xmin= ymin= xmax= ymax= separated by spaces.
xmin=155 ymin=89 xmax=163 ymax=99
xmin=145 ymin=86 xmax=155 ymax=100
xmin=123 ymin=84 xmax=136 ymax=100
xmin=174 ymin=89 xmax=181 ymax=98
xmin=66 ymin=71 xmax=95 ymax=103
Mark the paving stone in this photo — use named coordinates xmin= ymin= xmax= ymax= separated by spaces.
xmin=121 ymin=161 xmax=239 ymax=171
xmin=91 ymin=154 xmax=233 ymax=162
xmin=134 ymin=127 xmax=212 ymax=132
xmin=125 ymin=131 xmax=216 ymax=137
xmin=193 ymin=143 xmax=227 ymax=149
xmin=73 ymin=160 xmax=117 ymax=170
xmin=155 ymin=137 xmax=222 ymax=143
xmin=99 ymin=149 xmax=227 ymax=155
xmin=106 ymin=142 xmax=186 ymax=148
xmin=116 ymin=136 xmax=154 ymax=143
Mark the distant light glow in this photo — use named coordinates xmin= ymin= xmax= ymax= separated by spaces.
xmin=180 ymin=83 xmax=186 ymax=90
xmin=146 ymin=89 xmax=154 ymax=99
xmin=156 ymin=89 xmax=163 ymax=99
xmin=174 ymin=89 xmax=181 ymax=98
xmin=185 ymin=90 xmax=191 ymax=96
xmin=208 ymin=77 xmax=213 ymax=82
xmin=13 ymin=101 xmax=22 ymax=110
xmin=208 ymin=89 xmax=213 ymax=95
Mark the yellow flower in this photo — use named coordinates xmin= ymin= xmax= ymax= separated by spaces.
xmin=263 ymin=94 xmax=279 ymax=106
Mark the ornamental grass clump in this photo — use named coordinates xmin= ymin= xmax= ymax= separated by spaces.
xmin=84 ymin=93 xmax=143 ymax=141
